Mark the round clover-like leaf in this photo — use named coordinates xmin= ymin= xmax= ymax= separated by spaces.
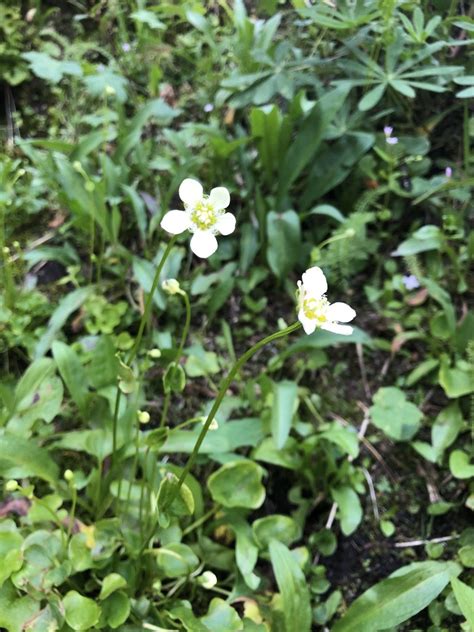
xmin=101 ymin=591 xmax=131 ymax=628
xmin=370 ymin=387 xmax=422 ymax=441
xmin=252 ymin=514 xmax=301 ymax=549
xmin=207 ymin=460 xmax=265 ymax=509
xmin=63 ymin=590 xmax=101 ymax=631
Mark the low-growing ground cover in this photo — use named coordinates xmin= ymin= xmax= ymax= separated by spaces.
xmin=0 ymin=1 xmax=473 ymax=630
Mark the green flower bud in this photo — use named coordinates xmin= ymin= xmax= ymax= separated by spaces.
xmin=64 ymin=469 xmax=74 ymax=482
xmin=198 ymin=571 xmax=217 ymax=589
xmin=5 ymin=480 xmax=18 ymax=492
xmin=138 ymin=410 xmax=151 ymax=424
xmin=148 ymin=348 xmax=162 ymax=359
xmin=162 ymin=278 xmax=182 ymax=295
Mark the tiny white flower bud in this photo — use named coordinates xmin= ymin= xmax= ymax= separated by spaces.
xmin=148 ymin=348 xmax=162 ymax=359
xmin=64 ymin=469 xmax=74 ymax=482
xmin=105 ymin=85 xmax=116 ymax=96
xmin=198 ymin=571 xmax=217 ymax=589
xmin=72 ymin=161 xmax=82 ymax=172
xmin=162 ymin=278 xmax=181 ymax=295
xmin=138 ymin=410 xmax=151 ymax=424
xmin=2 ymin=246 xmax=10 ymax=255
xmin=5 ymin=480 xmax=18 ymax=492
xmin=345 ymin=228 xmax=356 ymax=238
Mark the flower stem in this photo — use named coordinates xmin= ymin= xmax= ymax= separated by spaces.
xmin=111 ymin=236 xmax=177 ymax=465
xmin=166 ymin=321 xmax=301 ymax=508
xmin=67 ymin=487 xmax=77 ymax=541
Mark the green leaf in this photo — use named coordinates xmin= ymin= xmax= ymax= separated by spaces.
xmin=22 ymin=52 xmax=82 ymax=83
xmin=370 ymin=387 xmax=422 ymax=441
xmin=157 ymin=472 xmax=195 ymax=526
xmin=169 ymin=602 xmax=209 ymax=631
xmin=271 ymin=380 xmax=298 ymax=450
xmin=52 ymin=341 xmax=88 ymax=414
xmin=439 ymin=361 xmax=474 ymax=398
xmin=459 ymin=545 xmax=474 ymax=567
xmin=99 ymin=573 xmax=127 ymax=600
xmin=102 ymin=591 xmax=131 ymax=628
xmin=63 ymin=591 xmax=101 ymax=631
xmin=253 ymin=515 xmax=301 ymax=549
xmin=131 ymin=9 xmax=165 ymax=29
xmin=155 ymin=543 xmax=199 ymax=578
xmin=0 ymin=581 xmax=40 ymax=632
xmin=13 ymin=358 xmax=55 ymax=406
xmin=449 ymin=450 xmax=474 ymax=480
xmin=269 ymin=540 xmax=312 ymax=632
xmin=163 ymin=363 xmax=186 ymax=394
xmin=35 ymin=287 xmax=92 ymax=358
xmin=358 ymin=83 xmax=386 ymax=111
xmin=392 ymin=225 xmax=441 ymax=256
xmin=306 ymin=204 xmax=345 ymax=223
xmin=208 ymin=460 xmax=265 ymax=509
xmin=145 ymin=428 xmax=169 ymax=451
xmin=405 ymin=358 xmax=439 ymax=386
xmin=0 ymin=532 xmax=24 ymax=588
xmin=83 ymin=70 xmax=128 ymax=102
xmin=117 ymin=357 xmax=137 ymax=395
xmin=266 ymin=210 xmax=301 ymax=279
xmin=0 ymin=434 xmax=59 ymax=484
xmin=200 ymin=598 xmax=242 ymax=631
xmin=450 ymin=578 xmax=474 ymax=628
xmin=333 ymin=561 xmax=460 ymax=631
xmin=231 ymin=518 xmax=259 ymax=587
xmin=277 ymin=85 xmax=349 ymax=197
xmin=332 ymin=486 xmax=362 ymax=536
xmin=431 ymin=403 xmax=463 ymax=455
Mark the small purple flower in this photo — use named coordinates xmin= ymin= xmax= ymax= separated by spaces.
xmin=445 ymin=167 xmax=452 ymax=178
xmin=204 ymin=103 xmax=214 ymax=113
xmin=403 ymin=274 xmax=420 ymax=291
xmin=122 ymin=42 xmax=131 ymax=53
xmin=384 ymin=126 xmax=398 ymax=145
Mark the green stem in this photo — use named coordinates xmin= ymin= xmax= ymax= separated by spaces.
xmin=111 ymin=236 xmax=177 ymax=463
xmin=176 ymin=292 xmax=191 ymax=364
xmin=167 ymin=322 xmax=301 ymax=507
xmin=67 ymin=487 xmax=77 ymax=540
xmin=125 ymin=415 xmax=141 ymax=513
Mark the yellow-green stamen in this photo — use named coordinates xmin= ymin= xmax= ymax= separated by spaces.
xmin=191 ymin=200 xmax=217 ymax=230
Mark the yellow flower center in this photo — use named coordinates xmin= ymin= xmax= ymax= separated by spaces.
xmin=303 ymin=296 xmax=329 ymax=324
xmin=191 ymin=199 xmax=217 ymax=230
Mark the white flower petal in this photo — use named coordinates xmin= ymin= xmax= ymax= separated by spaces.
xmin=301 ymin=266 xmax=328 ymax=297
xmin=160 ymin=210 xmax=191 ymax=235
xmin=321 ymin=323 xmax=354 ymax=336
xmin=190 ymin=231 xmax=218 ymax=258
xmin=216 ymin=212 xmax=236 ymax=236
xmin=209 ymin=186 xmax=230 ymax=210
xmin=179 ymin=178 xmax=203 ymax=205
xmin=298 ymin=309 xmax=317 ymax=335
xmin=327 ymin=302 xmax=356 ymax=323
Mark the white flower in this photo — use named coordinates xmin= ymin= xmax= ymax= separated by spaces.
xmin=160 ymin=178 xmax=235 ymax=258
xmin=297 ymin=267 xmax=356 ymax=336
